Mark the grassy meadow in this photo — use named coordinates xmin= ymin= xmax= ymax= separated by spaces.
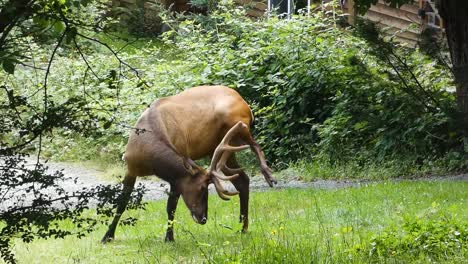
xmin=9 ymin=180 xmax=467 ymax=263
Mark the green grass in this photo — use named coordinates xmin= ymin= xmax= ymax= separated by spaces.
xmin=290 ymin=154 xmax=468 ymax=181
xmin=9 ymin=181 xmax=467 ymax=263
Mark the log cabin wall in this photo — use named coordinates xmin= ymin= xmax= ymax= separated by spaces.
xmin=342 ymin=0 xmax=421 ymax=45
xmin=342 ymin=0 xmax=443 ymax=46
xmin=111 ymin=0 xmax=442 ymax=46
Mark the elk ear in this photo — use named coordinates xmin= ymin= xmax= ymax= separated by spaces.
xmin=183 ymin=158 xmax=195 ymax=174
xmin=183 ymin=158 xmax=205 ymax=177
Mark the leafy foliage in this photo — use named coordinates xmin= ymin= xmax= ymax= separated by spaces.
xmin=3 ymin=2 xmax=463 ymax=171
xmin=7 ymin=3 xmax=461 ymax=172
xmin=123 ymin=2 xmax=166 ymax=37
xmin=0 ymin=0 xmax=112 ymax=73
xmin=163 ymin=6 xmax=460 ymax=168
xmin=189 ymin=0 xmax=218 ymax=13
xmin=0 ymin=154 xmax=146 ymax=263
xmin=368 ymin=206 xmax=467 ymax=260
xmin=0 ymin=1 xmax=147 ymax=263
xmin=317 ymin=20 xmax=459 ymax=163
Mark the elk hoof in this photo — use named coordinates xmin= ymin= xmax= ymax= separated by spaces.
xmin=237 ymin=229 xmax=249 ymax=234
xmin=164 ymin=236 xmax=175 ymax=242
xmin=261 ymin=167 xmax=277 ymax=187
xmin=266 ymin=177 xmax=277 ymax=187
xmin=165 ymin=231 xmax=175 ymax=242
xmin=101 ymin=235 xmax=114 ymax=244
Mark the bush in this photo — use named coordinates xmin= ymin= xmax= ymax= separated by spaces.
xmin=367 ymin=206 xmax=467 ymax=261
xmin=126 ymin=4 xmax=165 ymax=37
xmin=165 ymin=6 xmax=460 ymax=168
xmin=4 ymin=2 xmax=463 ymax=174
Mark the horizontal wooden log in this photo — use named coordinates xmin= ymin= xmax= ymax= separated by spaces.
xmin=377 ymin=0 xmax=419 ymax=14
xmin=365 ymin=9 xmax=420 ymax=33
xmin=342 ymin=0 xmax=419 ymax=16
xmin=234 ymin=0 xmax=254 ymax=5
xmin=393 ymin=35 xmax=418 ymax=47
xmin=255 ymin=2 xmax=267 ymax=11
xmin=370 ymin=3 xmax=420 ymax=23
xmin=375 ymin=22 xmax=420 ymax=41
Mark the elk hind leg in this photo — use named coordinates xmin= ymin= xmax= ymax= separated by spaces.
xmin=237 ymin=127 xmax=277 ymax=187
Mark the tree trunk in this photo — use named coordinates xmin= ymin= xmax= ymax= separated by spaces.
xmin=438 ymin=0 xmax=468 ymax=154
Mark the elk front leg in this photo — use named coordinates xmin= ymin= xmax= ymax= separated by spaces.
xmin=223 ymin=155 xmax=250 ymax=233
xmin=101 ymin=174 xmax=136 ymax=243
xmin=165 ymin=185 xmax=180 ymax=242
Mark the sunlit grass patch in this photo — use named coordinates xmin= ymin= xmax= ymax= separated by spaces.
xmin=291 ymin=155 xmax=468 ymax=181
xmin=8 ymin=180 xmax=467 ymax=263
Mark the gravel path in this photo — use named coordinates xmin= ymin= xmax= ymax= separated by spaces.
xmin=35 ymin=160 xmax=468 ymax=203
xmin=34 ymin=161 xmax=366 ymax=202
xmin=3 ymin=158 xmax=466 ymax=211
xmin=2 ymin=158 xmax=466 ymax=216
xmin=31 ymin=160 xmax=170 ymax=201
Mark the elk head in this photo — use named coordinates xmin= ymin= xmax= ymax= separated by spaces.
xmin=178 ymin=121 xmax=250 ymax=225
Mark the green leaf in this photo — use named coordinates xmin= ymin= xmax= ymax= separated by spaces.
xmin=103 ymin=121 xmax=112 ymax=129
xmin=32 ymin=17 xmax=50 ymax=29
xmin=65 ymin=27 xmax=77 ymax=44
xmin=53 ymin=21 xmax=66 ymax=33
xmin=2 ymin=60 xmax=15 ymax=74
xmin=81 ymin=0 xmax=92 ymax=7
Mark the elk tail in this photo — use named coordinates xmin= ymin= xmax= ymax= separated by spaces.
xmin=249 ymin=107 xmax=255 ymax=131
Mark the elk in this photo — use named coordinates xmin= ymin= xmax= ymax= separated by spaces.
xmin=101 ymin=85 xmax=276 ymax=243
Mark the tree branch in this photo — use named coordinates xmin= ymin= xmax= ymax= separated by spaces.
xmin=76 ymin=32 xmax=150 ymax=88
xmin=35 ymin=28 xmax=67 ymax=166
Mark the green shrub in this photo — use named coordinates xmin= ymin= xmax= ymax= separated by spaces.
xmin=165 ymin=6 xmax=460 ymax=168
xmin=1 ymin=36 xmax=192 ymax=163
xmin=3 ymin=2 xmax=463 ymax=175
xmin=367 ymin=206 xmax=467 ymax=261
xmin=126 ymin=4 xmax=165 ymax=37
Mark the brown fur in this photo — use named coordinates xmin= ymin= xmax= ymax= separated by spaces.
xmin=101 ymin=85 xmax=276 ymax=243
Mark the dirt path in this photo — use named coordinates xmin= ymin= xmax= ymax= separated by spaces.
xmin=28 ymin=160 xmax=170 ymax=201
xmin=4 ymin=159 xmax=464 ymax=212
xmin=37 ymin=160 xmax=468 ymax=202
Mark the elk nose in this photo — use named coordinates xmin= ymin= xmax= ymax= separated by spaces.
xmin=200 ymin=217 xmax=207 ymax=225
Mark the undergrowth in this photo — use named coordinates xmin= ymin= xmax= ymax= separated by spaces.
xmin=291 ymin=152 xmax=468 ymax=181
xmin=2 ymin=2 xmax=465 ymax=178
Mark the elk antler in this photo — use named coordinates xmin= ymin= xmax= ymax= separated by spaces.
xmin=208 ymin=121 xmax=250 ymax=200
